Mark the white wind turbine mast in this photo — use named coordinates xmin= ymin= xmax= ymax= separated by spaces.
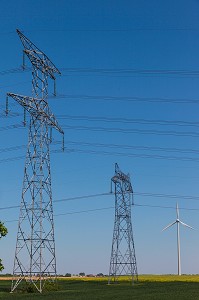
xmin=162 ymin=203 xmax=194 ymax=276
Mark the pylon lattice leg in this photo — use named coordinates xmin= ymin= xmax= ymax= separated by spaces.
xmin=11 ymin=119 xmax=56 ymax=293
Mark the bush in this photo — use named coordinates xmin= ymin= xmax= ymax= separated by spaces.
xmin=43 ymin=280 xmax=59 ymax=292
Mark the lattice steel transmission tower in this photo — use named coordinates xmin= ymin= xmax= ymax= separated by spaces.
xmin=7 ymin=29 xmax=64 ymax=293
xmin=108 ymin=163 xmax=138 ymax=284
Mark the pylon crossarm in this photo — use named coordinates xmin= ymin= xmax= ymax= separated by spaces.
xmin=7 ymin=93 xmax=64 ymax=135
xmin=16 ymin=29 xmax=61 ymax=79
xmin=113 ymin=164 xmax=133 ymax=193
xmin=24 ymin=50 xmax=58 ymax=80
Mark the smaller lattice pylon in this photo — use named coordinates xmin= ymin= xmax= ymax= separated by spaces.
xmin=108 ymin=163 xmax=138 ymax=284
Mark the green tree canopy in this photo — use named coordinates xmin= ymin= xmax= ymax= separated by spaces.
xmin=0 ymin=222 xmax=8 ymax=272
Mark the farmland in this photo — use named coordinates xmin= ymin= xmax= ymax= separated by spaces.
xmin=0 ymin=275 xmax=199 ymax=300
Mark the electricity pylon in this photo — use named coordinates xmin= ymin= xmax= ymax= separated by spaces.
xmin=7 ymin=29 xmax=64 ymax=293
xmin=108 ymin=163 xmax=138 ymax=284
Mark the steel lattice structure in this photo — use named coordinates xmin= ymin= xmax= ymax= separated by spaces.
xmin=108 ymin=163 xmax=138 ymax=284
xmin=7 ymin=29 xmax=64 ymax=293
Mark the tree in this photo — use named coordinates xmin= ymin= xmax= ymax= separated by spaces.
xmin=97 ymin=273 xmax=104 ymax=277
xmin=0 ymin=222 xmax=8 ymax=271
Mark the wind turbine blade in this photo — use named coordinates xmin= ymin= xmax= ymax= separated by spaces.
xmin=176 ymin=203 xmax=179 ymax=219
xmin=179 ymin=221 xmax=194 ymax=230
xmin=162 ymin=221 xmax=177 ymax=231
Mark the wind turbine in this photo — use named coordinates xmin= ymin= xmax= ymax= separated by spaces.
xmin=162 ymin=203 xmax=194 ymax=276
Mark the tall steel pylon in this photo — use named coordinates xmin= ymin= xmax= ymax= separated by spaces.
xmin=108 ymin=163 xmax=138 ymax=284
xmin=7 ymin=29 xmax=64 ymax=293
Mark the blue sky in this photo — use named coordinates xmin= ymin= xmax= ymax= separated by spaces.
xmin=0 ymin=0 xmax=199 ymax=276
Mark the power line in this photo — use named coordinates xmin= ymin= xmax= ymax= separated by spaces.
xmin=1 ymin=116 xmax=199 ymax=140
xmin=53 ymin=191 xmax=199 ymax=204
xmin=54 ymin=192 xmax=111 ymax=203
xmin=134 ymin=203 xmax=199 ymax=211
xmin=0 ymin=205 xmax=20 ymax=211
xmin=0 ymin=67 xmax=30 ymax=76
xmin=57 ymin=115 xmax=199 ymax=128
xmin=2 ymin=66 xmax=199 ymax=78
xmin=1 ymin=76 xmax=199 ymax=105
xmin=4 ymin=203 xmax=199 ymax=224
xmin=0 ymin=193 xmax=111 ymax=212
xmin=0 ymin=145 xmax=26 ymax=153
xmin=0 ymin=124 xmax=24 ymax=131
xmin=0 ymin=155 xmax=24 ymax=164
xmin=2 ymin=191 xmax=199 ymax=213
xmin=64 ymin=140 xmax=199 ymax=155
xmin=0 ymin=111 xmax=21 ymax=118
xmin=134 ymin=192 xmax=199 ymax=201
xmin=61 ymin=148 xmax=199 ymax=162
xmin=55 ymin=206 xmax=114 ymax=217
xmin=0 ymin=149 xmax=64 ymax=164
xmin=3 ymin=111 xmax=199 ymax=128
xmin=51 ymin=93 xmax=199 ymax=105
xmin=0 ymin=146 xmax=198 ymax=164
xmin=55 ymin=203 xmax=199 ymax=213
xmin=0 ymin=142 xmax=60 ymax=155
xmin=0 ymin=140 xmax=198 ymax=156
xmin=60 ymin=67 xmax=199 ymax=77
xmin=24 ymin=28 xmax=199 ymax=32
xmin=62 ymin=124 xmax=199 ymax=138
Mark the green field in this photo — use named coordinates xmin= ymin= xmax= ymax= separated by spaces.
xmin=1 ymin=275 xmax=199 ymax=300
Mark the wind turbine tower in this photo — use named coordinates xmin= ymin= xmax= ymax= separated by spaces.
xmin=162 ymin=203 xmax=193 ymax=276
xmin=108 ymin=163 xmax=138 ymax=284
xmin=7 ymin=29 xmax=64 ymax=293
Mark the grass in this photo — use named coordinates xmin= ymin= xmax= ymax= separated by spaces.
xmin=0 ymin=275 xmax=199 ymax=299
